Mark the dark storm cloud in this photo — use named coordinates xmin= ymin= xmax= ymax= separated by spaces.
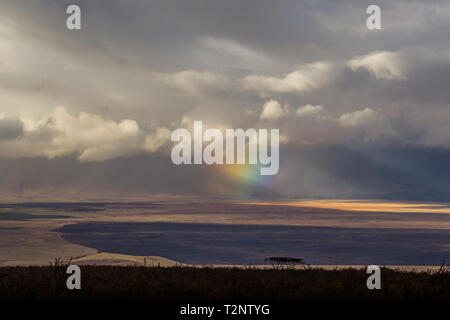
xmin=0 ymin=145 xmax=449 ymax=201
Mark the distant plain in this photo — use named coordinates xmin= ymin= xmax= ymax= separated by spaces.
xmin=1 ymin=200 xmax=449 ymax=266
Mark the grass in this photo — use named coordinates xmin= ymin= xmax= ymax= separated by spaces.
xmin=0 ymin=264 xmax=449 ymax=301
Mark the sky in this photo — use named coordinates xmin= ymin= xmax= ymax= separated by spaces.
xmin=0 ymin=0 xmax=449 ymax=201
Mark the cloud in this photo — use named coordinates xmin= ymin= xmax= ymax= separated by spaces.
xmin=198 ymin=37 xmax=273 ymax=71
xmin=348 ymin=51 xmax=408 ymax=80
xmin=0 ymin=117 xmax=23 ymax=141
xmin=242 ymin=62 xmax=333 ymax=94
xmin=156 ymin=70 xmax=229 ymax=95
xmin=200 ymin=37 xmax=263 ymax=61
xmin=144 ymin=127 xmax=171 ymax=152
xmin=260 ymin=99 xmax=287 ymax=120
xmin=45 ymin=107 xmax=142 ymax=162
xmin=1 ymin=0 xmax=450 ymax=200
xmin=0 ymin=107 xmax=170 ymax=162
xmin=296 ymin=104 xmax=324 ymax=119
xmin=338 ymin=108 xmax=377 ymax=127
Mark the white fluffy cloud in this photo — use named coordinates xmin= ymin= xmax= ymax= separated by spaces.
xmin=243 ymin=62 xmax=333 ymax=94
xmin=156 ymin=70 xmax=229 ymax=95
xmin=348 ymin=51 xmax=408 ymax=80
xmin=260 ymin=99 xmax=287 ymax=120
xmin=338 ymin=108 xmax=377 ymax=127
xmin=0 ymin=107 xmax=170 ymax=161
xmin=296 ymin=104 xmax=324 ymax=119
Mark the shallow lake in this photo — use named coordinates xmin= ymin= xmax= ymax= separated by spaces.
xmin=56 ymin=222 xmax=450 ymax=265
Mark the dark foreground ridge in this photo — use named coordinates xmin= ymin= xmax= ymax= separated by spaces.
xmin=0 ymin=265 xmax=449 ymax=301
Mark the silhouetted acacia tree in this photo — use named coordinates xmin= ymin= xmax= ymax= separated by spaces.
xmin=265 ymin=257 xmax=304 ymax=270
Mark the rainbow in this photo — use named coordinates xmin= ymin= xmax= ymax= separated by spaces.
xmin=216 ymin=164 xmax=278 ymax=198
